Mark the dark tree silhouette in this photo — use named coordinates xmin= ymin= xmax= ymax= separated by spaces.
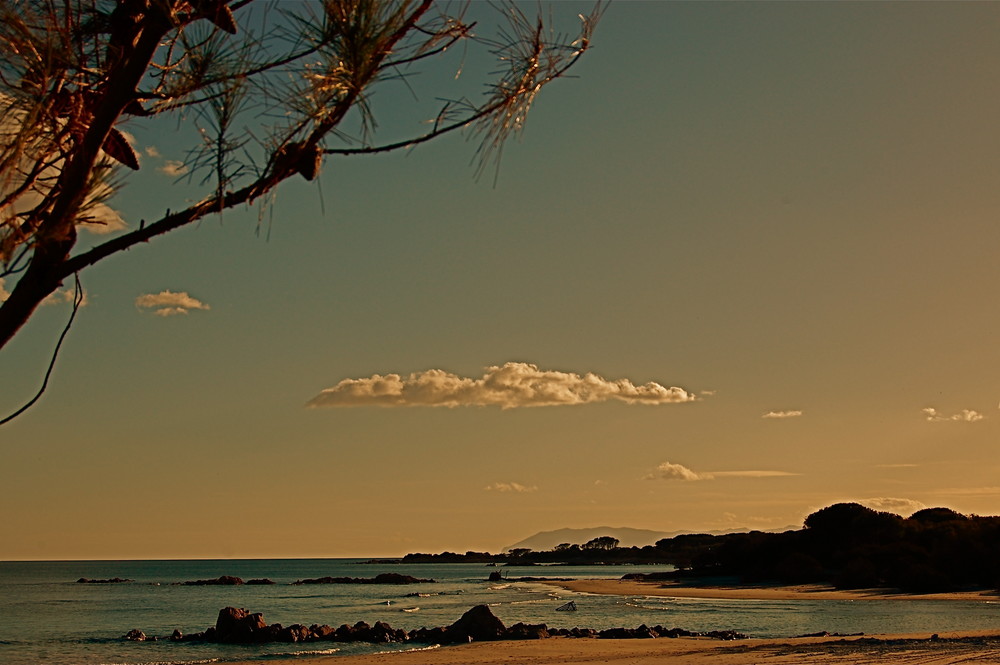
xmin=0 ymin=0 xmax=602 ymax=421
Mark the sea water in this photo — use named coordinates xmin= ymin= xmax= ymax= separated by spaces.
xmin=1 ymin=559 xmax=999 ymax=665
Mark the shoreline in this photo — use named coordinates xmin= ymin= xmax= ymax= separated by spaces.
xmin=220 ymin=580 xmax=1000 ymax=665
xmin=224 ymin=631 xmax=1000 ymax=665
xmin=542 ymin=578 xmax=1000 ymax=602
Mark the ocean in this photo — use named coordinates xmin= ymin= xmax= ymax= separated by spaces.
xmin=2 ymin=559 xmax=999 ymax=665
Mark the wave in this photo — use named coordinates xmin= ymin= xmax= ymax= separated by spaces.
xmin=373 ymin=645 xmax=440 ymax=656
xmin=98 ymin=659 xmax=221 ymax=665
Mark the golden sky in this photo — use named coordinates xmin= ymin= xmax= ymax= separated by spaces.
xmin=3 ymin=1 xmax=1000 ymax=560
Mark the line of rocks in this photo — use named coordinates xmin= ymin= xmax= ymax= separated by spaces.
xmin=79 ymin=573 xmax=432 ymax=586
xmin=123 ymin=604 xmax=747 ymax=645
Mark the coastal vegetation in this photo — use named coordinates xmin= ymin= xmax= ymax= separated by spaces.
xmin=0 ymin=0 xmax=601 ymax=421
xmin=401 ymin=503 xmax=1000 ymax=594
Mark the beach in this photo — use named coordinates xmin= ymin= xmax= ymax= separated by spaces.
xmin=224 ymin=580 xmax=1000 ymax=665
xmin=545 ymin=578 xmax=1000 ymax=602
xmin=226 ymin=631 xmax=1000 ymax=665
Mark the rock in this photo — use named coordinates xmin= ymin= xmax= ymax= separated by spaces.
xmin=505 ymin=622 xmax=550 ymax=639
xmin=488 ymin=571 xmax=503 ymax=582
xmin=277 ymin=624 xmax=311 ymax=642
xmin=445 ymin=604 xmax=506 ymax=643
xmin=123 ymin=629 xmax=146 ymax=641
xmin=79 ymin=577 xmax=132 ymax=583
xmin=246 ymin=578 xmax=276 ymax=585
xmin=214 ymin=607 xmax=268 ymax=643
xmin=292 ymin=573 xmax=434 ymax=585
xmin=183 ymin=576 xmax=244 ymax=586
xmin=310 ymin=624 xmax=336 ymax=640
xmin=170 ymin=629 xmax=183 ymax=641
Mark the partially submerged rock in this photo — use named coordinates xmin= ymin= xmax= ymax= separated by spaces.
xmin=125 ymin=604 xmax=748 ymax=646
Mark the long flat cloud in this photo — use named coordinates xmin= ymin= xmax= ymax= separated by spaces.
xmin=307 ymin=362 xmax=697 ymax=409
xmin=644 ymin=461 xmax=797 ymax=481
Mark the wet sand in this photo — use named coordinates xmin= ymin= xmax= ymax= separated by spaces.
xmin=227 ymin=631 xmax=1000 ymax=665
xmin=545 ymin=577 xmax=1000 ymax=602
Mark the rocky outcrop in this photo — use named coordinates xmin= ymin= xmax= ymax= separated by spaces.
xmin=445 ymin=604 xmax=507 ymax=642
xmin=124 ymin=604 xmax=748 ymax=646
xmin=78 ymin=577 xmax=133 ymax=583
xmin=292 ymin=573 xmax=434 ymax=585
xmin=181 ymin=576 xmax=245 ymax=586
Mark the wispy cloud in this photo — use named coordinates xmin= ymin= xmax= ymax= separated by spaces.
xmin=145 ymin=145 xmax=161 ymax=158
xmin=922 ymin=407 xmax=984 ymax=422
xmin=876 ymin=463 xmax=918 ymax=469
xmin=485 ymin=482 xmax=537 ymax=493
xmin=857 ymin=497 xmax=926 ymax=516
xmin=762 ymin=410 xmax=803 ymax=419
xmin=157 ymin=160 xmax=189 ymax=176
xmin=135 ymin=290 xmax=210 ymax=316
xmin=307 ymin=362 xmax=698 ymax=409
xmin=936 ymin=486 xmax=1000 ymax=497
xmin=644 ymin=461 xmax=798 ymax=482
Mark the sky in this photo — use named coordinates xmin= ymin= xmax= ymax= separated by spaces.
xmin=3 ymin=1 xmax=1000 ymax=560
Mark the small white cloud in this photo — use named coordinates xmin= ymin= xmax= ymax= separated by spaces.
xmin=157 ymin=160 xmax=189 ymax=176
xmin=2 ymin=277 xmax=86 ymax=306
xmin=41 ymin=287 xmax=87 ymax=307
xmin=922 ymin=407 xmax=983 ymax=422
xmin=645 ymin=461 xmax=707 ymax=481
xmin=762 ymin=410 xmax=803 ymax=419
xmin=136 ymin=290 xmax=210 ymax=316
xmin=78 ymin=203 xmax=127 ymax=235
xmin=145 ymin=145 xmax=161 ymax=158
xmin=645 ymin=461 xmax=797 ymax=482
xmin=857 ymin=497 xmax=926 ymax=516
xmin=485 ymin=482 xmax=537 ymax=493
xmin=307 ymin=362 xmax=698 ymax=409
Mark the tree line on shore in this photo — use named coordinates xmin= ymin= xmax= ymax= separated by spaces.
xmin=400 ymin=503 xmax=1000 ymax=593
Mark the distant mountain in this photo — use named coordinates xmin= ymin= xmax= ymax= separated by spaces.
xmin=504 ymin=525 xmax=794 ymax=553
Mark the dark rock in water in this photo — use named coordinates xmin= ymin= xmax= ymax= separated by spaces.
xmin=277 ymin=624 xmax=311 ymax=642
xmin=445 ymin=604 xmax=506 ymax=643
xmin=183 ymin=575 xmax=244 ymax=586
xmin=505 ymin=622 xmax=550 ymax=639
xmin=214 ymin=607 xmax=268 ymax=643
xmin=79 ymin=577 xmax=133 ymax=584
xmin=310 ymin=624 xmax=336 ymax=640
xmin=408 ymin=626 xmax=448 ymax=643
xmin=488 ymin=571 xmax=503 ymax=582
xmin=246 ymin=578 xmax=276 ymax=585
xmin=703 ymin=629 xmax=748 ymax=640
xmin=123 ymin=604 xmax=747 ymax=647
xmin=292 ymin=573 xmax=434 ymax=585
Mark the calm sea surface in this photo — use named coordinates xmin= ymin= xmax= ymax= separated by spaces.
xmin=2 ymin=559 xmax=999 ymax=665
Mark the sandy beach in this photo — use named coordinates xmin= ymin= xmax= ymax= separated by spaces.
xmin=546 ymin=578 xmax=1000 ymax=602
xmin=228 ymin=631 xmax=1000 ymax=665
xmin=224 ymin=580 xmax=1000 ymax=665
